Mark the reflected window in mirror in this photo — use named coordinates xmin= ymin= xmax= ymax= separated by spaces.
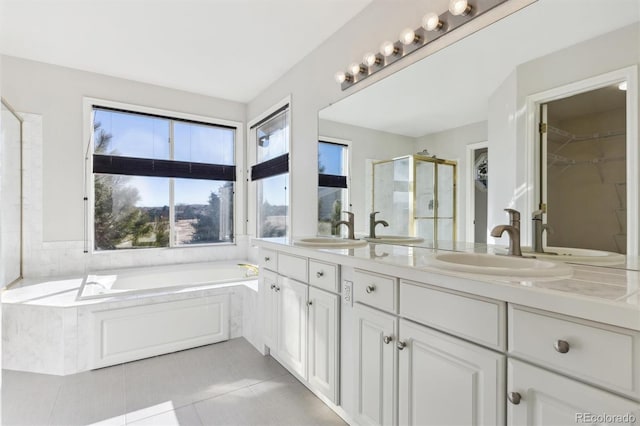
xmin=318 ymin=140 xmax=350 ymax=236
xmin=251 ymin=107 xmax=290 ymax=238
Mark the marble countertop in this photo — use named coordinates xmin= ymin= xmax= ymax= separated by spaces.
xmin=256 ymin=238 xmax=640 ymax=331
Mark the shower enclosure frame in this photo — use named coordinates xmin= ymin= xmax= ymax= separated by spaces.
xmin=1 ymin=97 xmax=24 ymax=289
xmin=371 ymin=154 xmax=457 ymax=243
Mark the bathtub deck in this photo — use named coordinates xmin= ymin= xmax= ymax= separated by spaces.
xmin=2 ymin=338 xmax=347 ymax=426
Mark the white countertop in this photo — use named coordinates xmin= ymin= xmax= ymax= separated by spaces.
xmin=255 ymin=238 xmax=640 ymax=331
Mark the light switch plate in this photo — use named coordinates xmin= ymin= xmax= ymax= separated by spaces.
xmin=343 ymin=280 xmax=353 ymax=307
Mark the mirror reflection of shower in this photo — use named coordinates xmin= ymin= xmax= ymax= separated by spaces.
xmin=1 ymin=98 xmax=24 ymax=287
xmin=541 ymin=83 xmax=627 ymax=253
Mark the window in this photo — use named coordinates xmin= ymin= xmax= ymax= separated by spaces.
xmin=251 ymin=106 xmax=290 ymax=238
xmin=318 ymin=140 xmax=349 ymax=236
xmin=91 ymin=106 xmax=237 ymax=251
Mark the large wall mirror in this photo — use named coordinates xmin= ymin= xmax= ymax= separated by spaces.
xmin=318 ymin=0 xmax=639 ymax=265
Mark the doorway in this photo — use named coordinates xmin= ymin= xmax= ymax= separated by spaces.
xmin=540 ymin=84 xmax=627 ymax=253
xmin=466 ymin=142 xmax=488 ymax=244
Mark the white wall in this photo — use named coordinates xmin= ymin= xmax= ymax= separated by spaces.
xmin=1 ymin=55 xmax=249 ymax=276
xmin=488 ymin=23 xmax=640 ymax=246
xmin=247 ymin=0 xmax=536 ymax=237
xmin=319 ymin=119 xmax=416 ymax=234
xmin=415 ymin=121 xmax=488 ymax=241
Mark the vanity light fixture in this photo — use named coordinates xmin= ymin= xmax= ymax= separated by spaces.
xmin=335 ymin=0 xmax=509 ymax=90
xmin=400 ymin=28 xmax=420 ymax=45
xmin=422 ymin=12 xmax=444 ymax=31
xmin=380 ymin=41 xmax=400 ymax=57
xmin=449 ymin=0 xmax=472 ymax=16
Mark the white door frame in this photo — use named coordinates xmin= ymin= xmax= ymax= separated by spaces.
xmin=524 ymin=66 xmax=639 ymax=255
xmin=466 ymin=141 xmax=488 ymax=243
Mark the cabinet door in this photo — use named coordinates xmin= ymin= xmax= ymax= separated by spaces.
xmin=354 ymin=303 xmax=397 ymax=426
xmin=508 ymin=359 xmax=640 ymax=426
xmin=398 ymin=319 xmax=505 ymax=426
xmin=308 ymin=287 xmax=340 ymax=404
xmin=261 ymin=270 xmax=279 ymax=351
xmin=277 ymin=277 xmax=308 ymax=379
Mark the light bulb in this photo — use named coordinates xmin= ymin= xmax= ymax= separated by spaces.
xmin=363 ymin=52 xmax=378 ymax=67
xmin=449 ymin=0 xmax=471 ymax=16
xmin=618 ymin=81 xmax=628 ymax=91
xmin=400 ymin=28 xmax=417 ymax=45
xmin=380 ymin=41 xmax=397 ymax=57
xmin=334 ymin=71 xmax=347 ymax=84
xmin=422 ymin=12 xmax=443 ymax=31
xmin=349 ymin=63 xmax=362 ymax=75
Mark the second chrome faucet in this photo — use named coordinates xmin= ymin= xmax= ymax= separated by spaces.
xmin=491 ymin=208 xmax=522 ymax=256
xmin=369 ymin=211 xmax=389 ymax=239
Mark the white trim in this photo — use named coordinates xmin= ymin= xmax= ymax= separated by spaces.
xmin=524 ymin=66 xmax=639 ymax=255
xmin=82 ymin=97 xmax=244 ymax=253
xmin=465 ymin=141 xmax=488 ymax=243
xmin=247 ymin=95 xmax=292 ymax=239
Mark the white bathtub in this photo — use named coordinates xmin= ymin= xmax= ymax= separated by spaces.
xmin=78 ymin=261 xmax=258 ymax=300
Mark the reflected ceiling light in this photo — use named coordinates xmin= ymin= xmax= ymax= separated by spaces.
xmin=335 ymin=0 xmax=508 ymax=90
xmin=449 ymin=0 xmax=472 ymax=16
xmin=400 ymin=28 xmax=420 ymax=45
xmin=618 ymin=81 xmax=628 ymax=91
xmin=363 ymin=52 xmax=381 ymax=67
xmin=422 ymin=12 xmax=443 ymax=31
xmin=380 ymin=41 xmax=399 ymax=57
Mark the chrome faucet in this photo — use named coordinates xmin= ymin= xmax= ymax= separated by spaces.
xmin=491 ymin=208 xmax=522 ymax=256
xmin=369 ymin=211 xmax=389 ymax=239
xmin=531 ymin=209 xmax=553 ymax=254
xmin=334 ymin=211 xmax=356 ymax=240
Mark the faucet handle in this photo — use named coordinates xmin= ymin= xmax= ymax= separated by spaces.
xmin=504 ymin=208 xmax=521 ymax=222
xmin=370 ymin=211 xmax=380 ymax=219
xmin=343 ymin=211 xmax=354 ymax=220
xmin=532 ymin=209 xmax=544 ymax=220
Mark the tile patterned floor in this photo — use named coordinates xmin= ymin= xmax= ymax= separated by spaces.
xmin=1 ymin=338 xmax=347 ymax=426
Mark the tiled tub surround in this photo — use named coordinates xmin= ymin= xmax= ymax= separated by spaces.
xmin=2 ymin=261 xmax=260 ymax=376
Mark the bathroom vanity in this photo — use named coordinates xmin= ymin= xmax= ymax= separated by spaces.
xmin=254 ymin=238 xmax=640 ymax=426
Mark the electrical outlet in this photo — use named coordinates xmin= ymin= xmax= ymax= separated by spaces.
xmin=343 ymin=280 xmax=353 ymax=307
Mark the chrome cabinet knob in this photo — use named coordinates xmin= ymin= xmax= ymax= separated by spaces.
xmin=383 ymin=335 xmax=393 ymax=344
xmin=264 ymin=256 xmax=270 ymax=262
xmin=307 ymin=300 xmax=313 ymax=306
xmin=316 ymin=271 xmax=324 ymax=278
xmin=508 ymin=392 xmax=522 ymax=405
xmin=554 ymin=340 xmax=570 ymax=354
xmin=366 ymin=285 xmax=376 ymax=293
xmin=274 ymin=286 xmax=280 ymax=292
xmin=397 ymin=341 xmax=407 ymax=350
xmin=270 ymin=284 xmax=276 ymax=290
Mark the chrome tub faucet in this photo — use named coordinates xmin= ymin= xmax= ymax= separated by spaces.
xmin=491 ymin=208 xmax=523 ymax=256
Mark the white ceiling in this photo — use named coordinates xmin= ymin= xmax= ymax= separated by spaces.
xmin=0 ymin=0 xmax=372 ymax=102
xmin=319 ymin=0 xmax=640 ymax=138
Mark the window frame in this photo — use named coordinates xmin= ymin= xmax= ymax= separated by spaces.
xmin=83 ymin=97 xmax=243 ymax=253
xmin=247 ymin=96 xmax=292 ymax=239
xmin=318 ymin=136 xmax=351 ymax=201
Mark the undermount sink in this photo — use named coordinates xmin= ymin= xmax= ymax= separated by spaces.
xmin=365 ymin=235 xmax=425 ymax=244
xmin=293 ymin=237 xmax=368 ymax=249
xmin=519 ymin=247 xmax=626 ymax=265
xmin=427 ymin=252 xmax=573 ymax=280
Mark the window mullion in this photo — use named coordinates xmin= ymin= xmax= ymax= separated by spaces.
xmin=169 ymin=120 xmax=175 ymax=247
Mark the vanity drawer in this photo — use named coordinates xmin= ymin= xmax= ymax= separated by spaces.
xmin=277 ymin=253 xmax=308 ymax=282
xmin=400 ymin=281 xmax=506 ymax=351
xmin=260 ymin=249 xmax=278 ymax=271
xmin=353 ymin=269 xmax=397 ymax=313
xmin=509 ymin=305 xmax=640 ymax=399
xmin=309 ymin=260 xmax=339 ymax=293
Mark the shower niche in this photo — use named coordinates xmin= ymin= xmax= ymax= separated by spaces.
xmin=372 ymin=154 xmax=457 ymax=243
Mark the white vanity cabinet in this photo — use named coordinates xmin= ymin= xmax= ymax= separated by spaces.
xmin=260 ymin=248 xmax=341 ymax=404
xmin=507 ymin=359 xmax=640 ymax=426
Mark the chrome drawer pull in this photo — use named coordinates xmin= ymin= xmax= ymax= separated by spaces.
xmin=307 ymin=300 xmax=313 ymax=306
xmin=264 ymin=256 xmax=270 ymax=262
xmin=366 ymin=284 xmax=376 ymax=293
xmin=554 ymin=340 xmax=570 ymax=354
xmin=270 ymin=284 xmax=276 ymax=290
xmin=316 ymin=271 xmax=324 ymax=278
xmin=397 ymin=341 xmax=407 ymax=350
xmin=383 ymin=335 xmax=393 ymax=344
xmin=508 ymin=392 xmax=522 ymax=405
